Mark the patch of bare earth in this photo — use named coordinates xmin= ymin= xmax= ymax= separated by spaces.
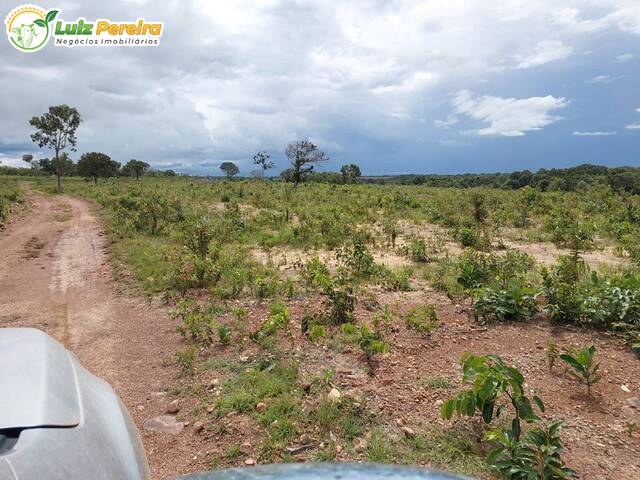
xmin=169 ymin=284 xmax=640 ymax=479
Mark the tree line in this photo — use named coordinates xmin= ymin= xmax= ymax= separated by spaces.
xmin=11 ymin=105 xmax=175 ymax=192
xmin=5 ymin=104 xmax=639 ymax=194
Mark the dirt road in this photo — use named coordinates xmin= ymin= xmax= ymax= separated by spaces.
xmin=0 ymin=192 xmax=189 ymax=479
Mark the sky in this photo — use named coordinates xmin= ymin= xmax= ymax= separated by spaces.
xmin=0 ymin=0 xmax=639 ymax=176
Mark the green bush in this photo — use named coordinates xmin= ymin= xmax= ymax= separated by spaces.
xmin=485 ymin=421 xmax=574 ymax=480
xmin=473 ymin=280 xmax=539 ymax=324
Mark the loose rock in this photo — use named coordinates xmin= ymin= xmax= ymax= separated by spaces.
xmin=627 ymin=397 xmax=640 ymax=409
xmin=166 ymin=399 xmax=180 ymax=414
xmin=143 ymin=415 xmax=184 ymax=435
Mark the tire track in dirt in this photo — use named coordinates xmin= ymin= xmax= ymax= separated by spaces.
xmin=0 ymin=191 xmax=190 ymax=480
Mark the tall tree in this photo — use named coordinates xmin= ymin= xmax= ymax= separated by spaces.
xmin=340 ymin=163 xmax=362 ymax=184
xmin=285 ymin=140 xmax=327 ymax=187
xmin=30 ymin=105 xmax=81 ymax=193
xmin=219 ymin=161 xmax=239 ymax=179
xmin=77 ymin=152 xmax=120 ymax=184
xmin=123 ymin=159 xmax=150 ymax=180
xmin=252 ymin=151 xmax=274 ymax=178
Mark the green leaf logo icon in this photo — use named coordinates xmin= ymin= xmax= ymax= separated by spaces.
xmin=45 ymin=10 xmax=58 ymax=23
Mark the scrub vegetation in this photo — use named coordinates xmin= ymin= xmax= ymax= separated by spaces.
xmin=3 ymin=166 xmax=640 ymax=479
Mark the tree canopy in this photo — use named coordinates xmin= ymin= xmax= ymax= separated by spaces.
xmin=77 ymin=152 xmax=120 ymax=184
xmin=285 ymin=140 xmax=328 ymax=186
xmin=220 ymin=161 xmax=239 ymax=178
xmin=123 ymin=159 xmax=150 ymax=180
xmin=29 ymin=104 xmax=81 ymax=192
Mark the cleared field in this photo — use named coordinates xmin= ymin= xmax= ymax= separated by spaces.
xmin=3 ymin=175 xmax=640 ymax=479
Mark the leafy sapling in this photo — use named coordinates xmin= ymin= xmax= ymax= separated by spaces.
xmin=440 ymin=353 xmax=544 ymax=441
xmin=560 ymin=345 xmax=602 ymax=397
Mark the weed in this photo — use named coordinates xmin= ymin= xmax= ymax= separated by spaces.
xmin=404 ymin=305 xmax=439 ymax=333
xmin=546 ymin=339 xmax=559 ymax=372
xmin=175 ymin=345 xmax=197 ymax=376
xmin=217 ymin=324 xmax=232 ymax=345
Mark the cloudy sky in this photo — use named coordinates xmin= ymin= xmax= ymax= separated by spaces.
xmin=1 ymin=0 xmax=639 ymax=175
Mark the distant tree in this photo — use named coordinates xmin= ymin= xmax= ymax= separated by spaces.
xmin=412 ymin=175 xmax=426 ymax=185
xmin=123 ymin=159 xmax=150 ymax=180
xmin=285 ymin=140 xmax=328 ymax=187
xmin=77 ymin=152 xmax=120 ymax=184
xmin=29 ymin=104 xmax=81 ymax=193
xmin=48 ymin=153 xmax=75 ymax=179
xmin=164 ymin=169 xmax=176 ymax=176
xmin=340 ymin=164 xmax=362 ymax=184
xmin=219 ymin=161 xmax=239 ymax=179
xmin=253 ymin=151 xmax=274 ymax=178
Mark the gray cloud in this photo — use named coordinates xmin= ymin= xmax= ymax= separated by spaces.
xmin=1 ymin=0 xmax=639 ymax=173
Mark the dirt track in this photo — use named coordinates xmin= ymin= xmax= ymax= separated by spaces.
xmin=0 ymin=192 xmax=188 ymax=480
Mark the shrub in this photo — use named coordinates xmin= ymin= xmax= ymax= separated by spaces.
xmin=169 ymin=251 xmax=220 ymax=293
xmin=308 ymin=324 xmax=327 ymax=341
xmin=378 ymin=266 xmax=413 ymax=291
xmin=340 ymin=323 xmax=357 ymax=335
xmin=408 ymin=237 xmax=429 ymax=262
xmin=485 ymin=421 xmax=574 ymax=480
xmin=541 ymin=254 xmax=587 ymax=324
xmin=441 ymin=353 xmax=544 ymax=440
xmin=404 ymin=305 xmax=439 ymax=333
xmin=357 ymin=325 xmax=389 ymax=375
xmin=325 ymin=283 xmax=356 ymax=324
xmin=442 ymin=353 xmax=573 ymax=479
xmin=253 ymin=301 xmax=290 ymax=341
xmin=175 ymin=346 xmax=197 ymax=376
xmin=115 ymin=192 xmax=183 ymax=235
xmin=473 ymin=280 xmax=540 ymax=324
xmin=336 ymin=236 xmax=378 ymax=278
xmin=172 ymin=299 xmax=216 ymax=343
xmin=302 ymin=256 xmax=331 ymax=288
xmin=179 ymin=216 xmax=216 ymax=258
xmin=457 ymin=227 xmax=480 ymax=248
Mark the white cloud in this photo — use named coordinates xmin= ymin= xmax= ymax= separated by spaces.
xmin=515 ymin=40 xmax=573 ymax=68
xmin=573 ymin=131 xmax=616 ymax=136
xmin=587 ymin=74 xmax=623 ymax=84
xmin=626 ymin=123 xmax=640 ymax=130
xmin=449 ymin=90 xmax=568 ymax=136
xmin=616 ymin=53 xmax=635 ymax=62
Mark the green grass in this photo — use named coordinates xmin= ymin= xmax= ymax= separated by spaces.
xmin=406 ymin=427 xmax=488 ymax=475
xmin=418 ymin=375 xmax=455 ymax=389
